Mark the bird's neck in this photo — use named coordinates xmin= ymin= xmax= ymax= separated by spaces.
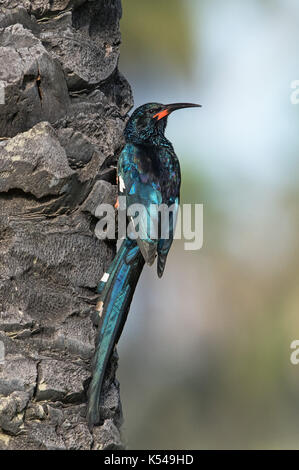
xmin=149 ymin=132 xmax=174 ymax=149
xmin=126 ymin=130 xmax=174 ymax=150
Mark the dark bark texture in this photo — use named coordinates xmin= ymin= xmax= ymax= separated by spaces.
xmin=0 ymin=0 xmax=133 ymax=450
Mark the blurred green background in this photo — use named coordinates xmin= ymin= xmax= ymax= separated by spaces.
xmin=117 ymin=0 xmax=299 ymax=449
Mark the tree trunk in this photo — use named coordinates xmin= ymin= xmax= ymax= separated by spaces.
xmin=0 ymin=0 xmax=132 ymax=450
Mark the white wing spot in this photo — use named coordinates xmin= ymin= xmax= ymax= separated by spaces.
xmin=119 ymin=175 xmax=125 ymax=193
xmin=101 ymin=272 xmax=110 ymax=282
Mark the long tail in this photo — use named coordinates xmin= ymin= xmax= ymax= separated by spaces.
xmin=87 ymin=238 xmax=145 ymax=427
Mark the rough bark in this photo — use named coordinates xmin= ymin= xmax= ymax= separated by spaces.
xmin=0 ymin=0 xmax=132 ymax=450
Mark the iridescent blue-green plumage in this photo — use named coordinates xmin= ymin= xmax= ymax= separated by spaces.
xmin=87 ymin=102 xmax=200 ymax=427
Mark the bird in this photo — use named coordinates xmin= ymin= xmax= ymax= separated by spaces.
xmin=87 ymin=101 xmax=201 ymax=427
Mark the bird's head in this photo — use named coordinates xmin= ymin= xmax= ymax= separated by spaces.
xmin=124 ymin=102 xmax=201 ymax=144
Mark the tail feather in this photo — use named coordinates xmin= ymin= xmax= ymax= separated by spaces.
xmin=87 ymin=239 xmax=144 ymax=427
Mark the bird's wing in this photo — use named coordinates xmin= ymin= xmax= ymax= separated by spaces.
xmin=157 ymin=197 xmax=180 ymax=277
xmin=118 ymin=143 xmax=162 ymax=265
